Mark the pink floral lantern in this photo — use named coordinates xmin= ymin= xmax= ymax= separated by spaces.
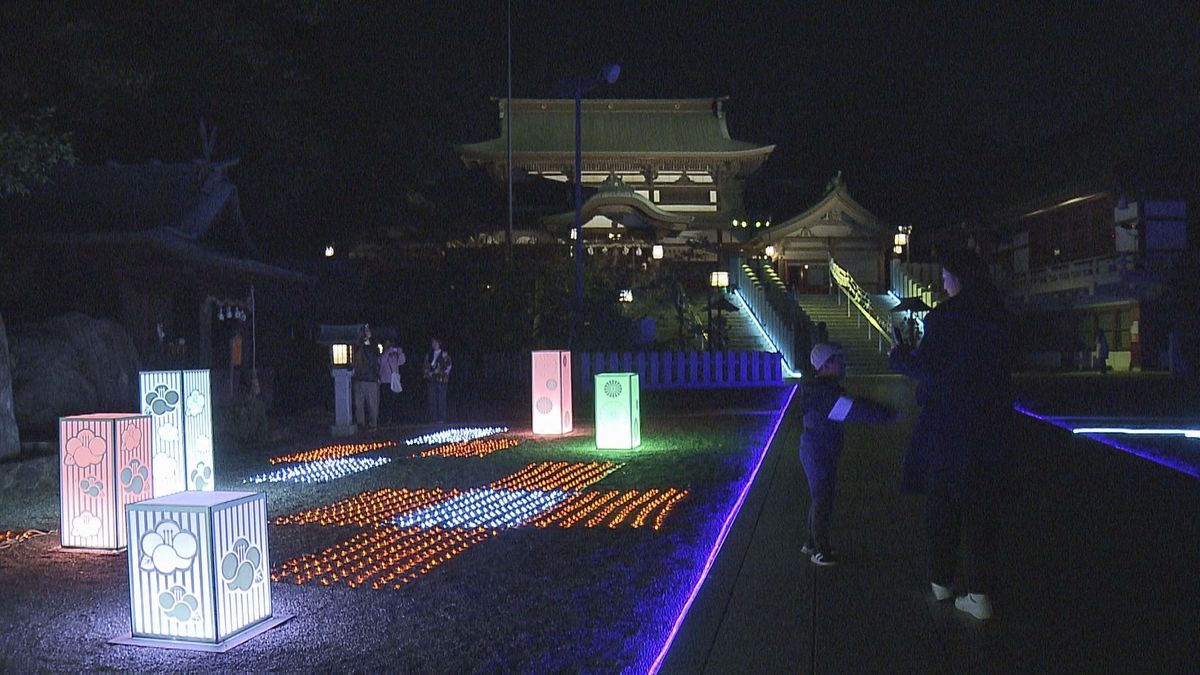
xmin=59 ymin=414 xmax=153 ymax=550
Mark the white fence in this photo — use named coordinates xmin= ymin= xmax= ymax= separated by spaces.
xmin=470 ymin=351 xmax=786 ymax=390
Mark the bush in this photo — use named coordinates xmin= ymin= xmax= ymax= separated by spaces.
xmin=215 ymin=394 xmax=270 ymax=450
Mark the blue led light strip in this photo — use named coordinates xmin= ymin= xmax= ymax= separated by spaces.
xmin=648 ymin=384 xmax=798 ymax=673
xmin=731 ymin=289 xmax=802 ymax=378
xmin=1015 ymin=404 xmax=1200 ymax=479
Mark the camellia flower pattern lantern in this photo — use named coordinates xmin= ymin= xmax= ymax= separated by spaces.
xmin=123 ymin=491 xmax=283 ymax=649
xmin=531 ymin=350 xmax=573 ymax=435
xmin=59 ymin=414 xmax=153 ymax=550
xmin=594 ymin=373 xmax=641 ymax=450
xmin=140 ymin=370 xmax=214 ymax=496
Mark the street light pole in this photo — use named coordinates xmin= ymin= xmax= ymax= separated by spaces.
xmin=574 ymin=84 xmax=584 ymax=345
xmin=569 ymin=63 xmax=620 ymax=348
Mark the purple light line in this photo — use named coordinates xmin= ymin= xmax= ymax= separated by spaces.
xmin=647 ymin=384 xmax=798 ymax=674
xmin=1014 ymin=404 xmax=1200 ymax=479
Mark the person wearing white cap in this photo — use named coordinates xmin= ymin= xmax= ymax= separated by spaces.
xmin=799 ymin=342 xmax=893 ymax=566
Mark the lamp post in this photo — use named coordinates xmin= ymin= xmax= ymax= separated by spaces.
xmin=708 ymin=270 xmax=729 ymax=351
xmin=568 ymin=63 xmax=621 ymax=347
xmin=894 ymin=225 xmax=911 ymax=262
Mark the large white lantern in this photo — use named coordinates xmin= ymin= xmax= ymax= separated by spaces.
xmin=531 ymin=351 xmax=573 ymax=435
xmin=59 ymin=414 xmax=153 ymax=550
xmin=594 ymin=373 xmax=641 ymax=450
xmin=140 ymin=370 xmax=215 ymax=496
xmin=121 ymin=491 xmax=285 ymax=650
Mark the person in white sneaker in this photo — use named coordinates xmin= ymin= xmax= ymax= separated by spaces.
xmin=800 ymin=343 xmax=894 ymax=567
xmin=889 ymin=247 xmax=1015 ymax=619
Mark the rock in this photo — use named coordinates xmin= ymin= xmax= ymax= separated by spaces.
xmin=8 ymin=312 xmax=142 ymax=439
xmin=0 ymin=313 xmax=20 ymax=459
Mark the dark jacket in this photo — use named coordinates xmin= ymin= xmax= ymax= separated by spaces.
xmin=800 ymin=376 xmax=893 ymax=461
xmin=889 ymin=286 xmax=1015 ymax=498
xmin=352 ymin=343 xmax=381 ymax=383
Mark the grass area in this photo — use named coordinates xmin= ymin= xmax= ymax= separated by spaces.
xmin=0 ymin=387 xmax=793 ymax=671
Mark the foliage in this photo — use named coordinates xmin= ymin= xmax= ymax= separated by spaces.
xmin=0 ymin=109 xmax=76 ymax=198
xmin=214 ymin=393 xmax=270 ymax=450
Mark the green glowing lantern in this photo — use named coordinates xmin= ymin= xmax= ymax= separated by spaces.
xmin=594 ymin=373 xmax=640 ymax=449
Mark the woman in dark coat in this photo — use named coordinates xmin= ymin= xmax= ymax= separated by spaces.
xmin=889 ymin=247 xmax=1014 ymax=620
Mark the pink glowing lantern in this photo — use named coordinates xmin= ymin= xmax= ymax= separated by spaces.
xmin=531 ymin=350 xmax=573 ymax=435
xmin=59 ymin=414 xmax=153 ymax=550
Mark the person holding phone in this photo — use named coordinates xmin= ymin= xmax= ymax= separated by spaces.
xmin=888 ymin=247 xmax=1015 ymax=620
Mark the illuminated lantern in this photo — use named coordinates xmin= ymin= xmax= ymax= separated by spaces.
xmin=594 ymin=373 xmax=641 ymax=449
xmin=139 ymin=370 xmax=215 ymax=496
xmin=532 ymin=351 xmax=573 ymax=435
xmin=123 ymin=491 xmax=283 ymax=649
xmin=59 ymin=414 xmax=153 ymax=550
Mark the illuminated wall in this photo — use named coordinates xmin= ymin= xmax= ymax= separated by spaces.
xmin=594 ymin=373 xmax=641 ymax=449
xmin=126 ymin=491 xmax=272 ymax=644
xmin=59 ymin=414 xmax=153 ymax=550
xmin=140 ymin=370 xmax=214 ymax=496
xmin=532 ymin=350 xmax=573 ymax=434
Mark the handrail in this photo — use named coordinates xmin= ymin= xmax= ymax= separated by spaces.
xmin=829 ymin=257 xmax=896 ymax=348
xmin=733 ymin=257 xmax=811 ymax=374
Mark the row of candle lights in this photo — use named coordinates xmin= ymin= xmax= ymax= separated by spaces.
xmin=487 ymin=461 xmax=622 ymax=492
xmin=269 ymin=441 xmax=397 ymax=465
xmin=243 ymin=456 xmax=391 ymax=484
xmin=416 ymin=437 xmax=521 ymax=458
xmin=271 ymin=525 xmax=494 ymax=590
xmin=273 ymin=487 xmax=459 ymax=527
xmin=392 ymin=488 xmax=573 ymax=530
xmin=0 ymin=530 xmax=39 ymax=549
xmin=528 ymin=488 xmax=689 ymax=531
xmin=404 ymin=426 xmax=508 ymax=447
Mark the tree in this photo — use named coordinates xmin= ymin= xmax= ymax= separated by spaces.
xmin=0 ymin=109 xmax=75 ymax=198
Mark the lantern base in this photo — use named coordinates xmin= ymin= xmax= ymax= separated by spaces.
xmin=109 ymin=613 xmax=292 ymax=653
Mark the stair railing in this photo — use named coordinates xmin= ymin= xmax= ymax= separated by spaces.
xmin=732 ymin=257 xmax=812 ymax=375
xmin=829 ymin=257 xmax=896 ymax=353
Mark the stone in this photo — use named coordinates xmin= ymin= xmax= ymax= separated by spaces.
xmin=0 ymin=313 xmax=20 ymax=459
xmin=8 ymin=312 xmax=142 ymax=438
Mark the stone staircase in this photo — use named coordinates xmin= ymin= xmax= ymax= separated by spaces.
xmin=719 ymin=297 xmax=775 ymax=353
xmin=795 ymin=292 xmax=892 ymax=375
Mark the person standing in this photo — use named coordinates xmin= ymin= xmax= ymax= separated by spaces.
xmin=423 ymin=336 xmax=452 ymax=423
xmin=351 ymin=326 xmax=381 ymax=430
xmin=1095 ymin=329 xmax=1109 ymax=373
xmin=378 ymin=340 xmax=406 ymax=425
xmin=799 ymin=343 xmax=893 ymax=566
xmin=889 ymin=247 xmax=1015 ymax=620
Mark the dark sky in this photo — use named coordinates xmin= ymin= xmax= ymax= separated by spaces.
xmin=4 ymin=1 xmax=1198 ymax=257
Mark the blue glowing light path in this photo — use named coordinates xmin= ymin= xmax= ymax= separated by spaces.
xmin=1015 ymin=405 xmax=1200 ymax=479
xmin=648 ymin=384 xmax=798 ymax=674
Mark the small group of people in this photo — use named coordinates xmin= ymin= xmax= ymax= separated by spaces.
xmin=350 ymin=326 xmax=453 ymax=428
xmin=798 ymin=247 xmax=1014 ymax=621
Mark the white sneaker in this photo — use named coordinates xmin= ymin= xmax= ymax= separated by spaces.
xmin=954 ymin=593 xmax=993 ymax=620
xmin=931 ymin=582 xmax=953 ymax=601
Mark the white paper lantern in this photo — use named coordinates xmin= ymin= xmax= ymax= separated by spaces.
xmin=124 ymin=491 xmax=279 ymax=648
xmin=59 ymin=414 xmax=153 ymax=550
xmin=140 ymin=370 xmax=215 ymax=496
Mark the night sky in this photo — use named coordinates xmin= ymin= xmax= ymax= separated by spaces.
xmin=3 ymin=1 xmax=1198 ymax=259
